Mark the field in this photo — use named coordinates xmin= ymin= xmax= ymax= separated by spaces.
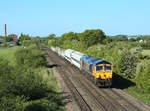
xmin=0 ymin=47 xmax=18 ymax=65
xmin=142 ymin=50 xmax=150 ymax=56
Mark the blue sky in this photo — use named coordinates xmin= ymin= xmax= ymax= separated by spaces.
xmin=0 ymin=0 xmax=150 ymax=37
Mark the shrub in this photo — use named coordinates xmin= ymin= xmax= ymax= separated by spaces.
xmin=24 ymin=94 xmax=64 ymax=111
xmin=0 ymin=57 xmax=49 ymax=101
xmin=140 ymin=42 xmax=150 ymax=50
xmin=0 ymin=68 xmax=50 ymax=100
xmin=118 ymin=49 xmax=138 ymax=79
xmin=13 ymin=69 xmax=49 ymax=100
xmin=15 ymin=48 xmax=47 ymax=69
xmin=0 ymin=96 xmax=25 ymax=111
xmin=136 ymin=61 xmax=150 ymax=92
xmin=0 ymin=57 xmax=13 ymax=76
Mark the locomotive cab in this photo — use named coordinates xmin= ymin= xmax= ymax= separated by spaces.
xmin=94 ymin=64 xmax=112 ymax=86
xmin=95 ymin=64 xmax=112 ymax=79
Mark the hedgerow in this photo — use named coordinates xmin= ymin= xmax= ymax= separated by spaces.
xmin=15 ymin=47 xmax=47 ymax=69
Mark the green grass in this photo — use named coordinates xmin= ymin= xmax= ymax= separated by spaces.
xmin=142 ymin=50 xmax=150 ymax=56
xmin=124 ymin=86 xmax=150 ymax=105
xmin=0 ymin=47 xmax=20 ymax=65
xmin=123 ymin=79 xmax=150 ymax=106
xmin=26 ymin=67 xmax=65 ymax=111
xmin=38 ymin=67 xmax=61 ymax=92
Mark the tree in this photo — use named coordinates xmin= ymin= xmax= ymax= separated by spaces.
xmin=136 ymin=37 xmax=142 ymax=41
xmin=15 ymin=48 xmax=47 ymax=68
xmin=112 ymin=35 xmax=128 ymax=42
xmin=61 ymin=32 xmax=79 ymax=41
xmin=46 ymin=34 xmax=56 ymax=40
xmin=118 ymin=50 xmax=138 ymax=79
xmin=103 ymin=37 xmax=112 ymax=44
xmin=79 ymin=29 xmax=106 ymax=47
xmin=19 ymin=33 xmax=31 ymax=43
xmin=129 ymin=38 xmax=136 ymax=42
xmin=0 ymin=36 xmax=5 ymax=40
xmin=6 ymin=37 xmax=14 ymax=42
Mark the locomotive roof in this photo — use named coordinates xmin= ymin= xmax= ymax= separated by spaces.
xmin=81 ymin=55 xmax=111 ymax=66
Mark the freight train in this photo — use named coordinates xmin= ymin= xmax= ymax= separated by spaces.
xmin=51 ymin=47 xmax=113 ymax=87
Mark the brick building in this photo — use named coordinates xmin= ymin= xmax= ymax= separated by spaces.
xmin=8 ymin=34 xmax=18 ymax=41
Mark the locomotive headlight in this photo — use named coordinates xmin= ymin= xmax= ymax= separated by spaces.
xmin=97 ymin=75 xmax=100 ymax=78
xmin=108 ymin=75 xmax=112 ymax=78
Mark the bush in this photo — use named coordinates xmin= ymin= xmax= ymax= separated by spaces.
xmin=0 ymin=96 xmax=25 ymax=111
xmin=0 ymin=67 xmax=50 ymax=101
xmin=15 ymin=48 xmax=47 ymax=69
xmin=0 ymin=51 xmax=49 ymax=101
xmin=136 ymin=61 xmax=150 ymax=93
xmin=0 ymin=57 xmax=13 ymax=76
xmin=140 ymin=42 xmax=150 ymax=50
xmin=24 ymin=94 xmax=64 ymax=111
xmin=118 ymin=49 xmax=138 ymax=79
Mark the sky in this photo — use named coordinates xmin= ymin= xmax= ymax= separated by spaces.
xmin=0 ymin=0 xmax=150 ymax=37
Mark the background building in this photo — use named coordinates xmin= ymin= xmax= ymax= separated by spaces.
xmin=8 ymin=34 xmax=18 ymax=41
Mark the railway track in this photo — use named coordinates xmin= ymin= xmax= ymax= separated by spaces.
xmin=40 ymin=46 xmax=149 ymax=111
xmin=41 ymin=46 xmax=92 ymax=111
xmin=70 ymin=62 xmax=140 ymax=111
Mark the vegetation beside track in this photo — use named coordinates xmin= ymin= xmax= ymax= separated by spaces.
xmin=0 ymin=47 xmax=19 ymax=65
xmin=0 ymin=43 xmax=65 ymax=111
xmin=43 ymin=29 xmax=150 ymax=105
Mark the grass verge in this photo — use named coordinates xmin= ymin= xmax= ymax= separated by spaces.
xmin=123 ymin=80 xmax=150 ymax=106
xmin=0 ymin=47 xmax=19 ymax=65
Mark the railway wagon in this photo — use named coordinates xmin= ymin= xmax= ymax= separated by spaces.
xmin=51 ymin=47 xmax=65 ymax=58
xmin=70 ymin=50 xmax=84 ymax=68
xmin=51 ymin=47 xmax=56 ymax=52
xmin=80 ymin=55 xmax=113 ymax=86
xmin=64 ymin=49 xmax=74 ymax=62
xmin=57 ymin=48 xmax=65 ymax=58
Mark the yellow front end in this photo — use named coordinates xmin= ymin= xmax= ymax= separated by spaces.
xmin=94 ymin=64 xmax=113 ymax=80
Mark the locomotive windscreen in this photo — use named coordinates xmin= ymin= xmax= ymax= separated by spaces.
xmin=104 ymin=66 xmax=111 ymax=71
xmin=96 ymin=66 xmax=103 ymax=71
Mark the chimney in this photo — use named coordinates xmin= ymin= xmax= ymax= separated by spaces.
xmin=5 ymin=24 xmax=7 ymax=37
